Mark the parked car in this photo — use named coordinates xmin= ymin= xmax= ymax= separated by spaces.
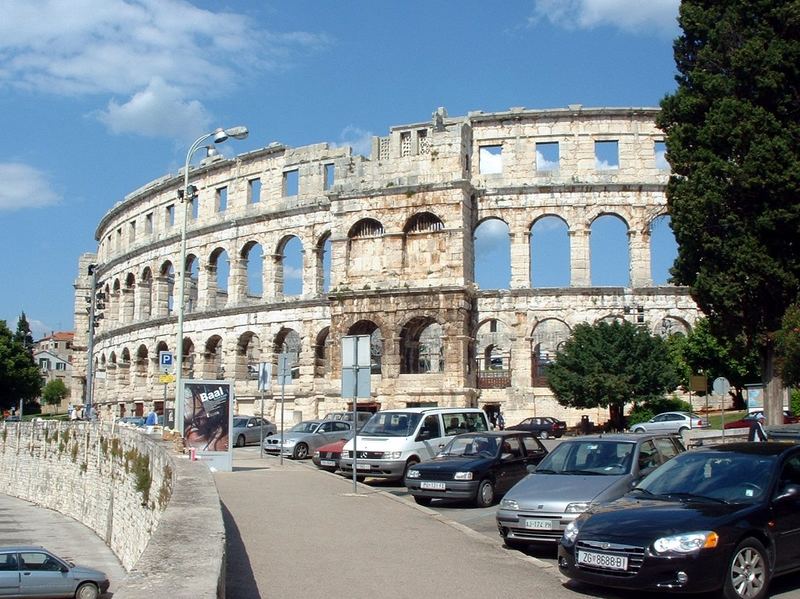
xmin=405 ymin=431 xmax=547 ymax=507
xmin=506 ymin=416 xmax=566 ymax=439
xmin=312 ymin=435 xmax=352 ymax=472
xmin=322 ymin=410 xmax=373 ymax=431
xmin=232 ymin=416 xmax=277 ymax=447
xmin=263 ymin=420 xmax=352 ymax=459
xmin=0 ymin=545 xmax=110 ymax=598
xmin=723 ymin=410 xmax=799 ymax=429
xmin=558 ymin=442 xmax=800 ymax=599
xmin=629 ymin=411 xmax=707 ymax=434
xmin=496 ymin=433 xmax=685 ymax=546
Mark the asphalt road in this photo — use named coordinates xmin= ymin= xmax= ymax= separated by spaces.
xmin=233 ymin=442 xmax=800 ymax=599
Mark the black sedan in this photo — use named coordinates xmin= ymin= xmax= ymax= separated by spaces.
xmin=404 ymin=431 xmax=547 ymax=507
xmin=506 ymin=416 xmax=566 ymax=439
xmin=558 ymin=442 xmax=800 ymax=599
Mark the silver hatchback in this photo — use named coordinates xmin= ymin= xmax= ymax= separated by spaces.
xmin=629 ymin=411 xmax=707 ymax=434
xmin=496 ymin=433 xmax=684 ymax=546
xmin=0 ymin=546 xmax=109 ymax=598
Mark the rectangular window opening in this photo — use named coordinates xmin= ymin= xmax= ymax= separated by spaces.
xmin=190 ymin=198 xmax=198 ymax=220
xmin=595 ymin=140 xmax=619 ymax=170
xmin=654 ymin=140 xmax=668 ymax=170
xmin=129 ymin=221 xmax=136 ymax=243
xmin=248 ymin=178 xmax=261 ymax=204
xmin=216 ymin=186 xmax=227 ymax=212
xmin=283 ymin=169 xmax=299 ymax=196
xmin=479 ymin=145 xmax=503 ymax=174
xmin=323 ymin=164 xmax=335 ymax=191
xmin=166 ymin=205 xmax=175 ymax=227
xmin=535 ymin=142 xmax=559 ymax=172
xmin=145 ymin=212 xmax=153 ymax=234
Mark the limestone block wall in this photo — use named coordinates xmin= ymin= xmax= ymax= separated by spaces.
xmin=71 ymin=105 xmax=701 ymax=426
xmin=0 ymin=422 xmax=173 ymax=570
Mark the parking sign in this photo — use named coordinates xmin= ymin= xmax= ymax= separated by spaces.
xmin=159 ymin=351 xmax=173 ymax=373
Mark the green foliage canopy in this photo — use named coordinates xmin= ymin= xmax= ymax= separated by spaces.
xmin=0 ymin=318 xmax=42 ymax=411
xmin=42 ymin=379 xmax=69 ymax=406
xmin=776 ymin=304 xmax=800 ymax=385
xmin=657 ymin=0 xmax=800 ymax=358
xmin=547 ymin=321 xmax=680 ymax=427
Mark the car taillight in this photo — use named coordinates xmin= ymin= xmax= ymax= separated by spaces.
xmin=697 ymin=420 xmax=703 ymax=426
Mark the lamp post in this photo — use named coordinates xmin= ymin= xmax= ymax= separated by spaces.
xmin=174 ymin=126 xmax=248 ymax=435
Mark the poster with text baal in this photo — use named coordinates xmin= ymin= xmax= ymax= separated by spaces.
xmin=183 ymin=380 xmax=233 ymax=453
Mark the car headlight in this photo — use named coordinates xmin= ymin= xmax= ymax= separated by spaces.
xmin=284 ymin=439 xmax=297 ymax=446
xmin=453 ymin=472 xmax=474 ymax=480
xmin=313 ymin=451 xmax=320 ymax=458
xmin=385 ymin=451 xmax=403 ymax=459
xmin=652 ymin=531 xmax=719 ymax=555
xmin=407 ymin=469 xmax=421 ymax=479
xmin=562 ymin=519 xmax=583 ymax=544
xmin=565 ymin=502 xmax=591 ymax=514
xmin=500 ymin=498 xmax=519 ymax=510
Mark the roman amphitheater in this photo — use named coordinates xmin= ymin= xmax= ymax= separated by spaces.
xmin=71 ymin=105 xmax=700 ymax=427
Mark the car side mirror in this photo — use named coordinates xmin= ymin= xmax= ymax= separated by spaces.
xmin=526 ymin=464 xmax=537 ymax=473
xmin=60 ymin=565 xmax=69 ymax=573
xmin=775 ymin=483 xmax=800 ymax=502
xmin=247 ymin=423 xmax=254 ymax=428
xmin=417 ymin=430 xmax=432 ymax=441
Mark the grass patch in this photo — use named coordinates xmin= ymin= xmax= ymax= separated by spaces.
xmin=706 ymin=410 xmax=747 ymax=430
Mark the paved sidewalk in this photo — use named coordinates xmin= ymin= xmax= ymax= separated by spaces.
xmin=0 ymin=493 xmax=127 ymax=595
xmin=215 ymin=452 xmax=574 ymax=599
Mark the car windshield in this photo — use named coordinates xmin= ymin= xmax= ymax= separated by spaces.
xmin=233 ymin=418 xmax=248 ymax=427
xmin=359 ymin=412 xmax=423 ymax=437
xmin=441 ymin=435 xmax=499 ymax=457
xmin=289 ymin=421 xmax=319 ymax=434
xmin=536 ymin=440 xmax=635 ymax=475
xmin=637 ymin=450 xmax=777 ymax=503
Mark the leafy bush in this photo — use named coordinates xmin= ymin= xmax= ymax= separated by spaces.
xmin=791 ymin=389 xmax=800 ymax=417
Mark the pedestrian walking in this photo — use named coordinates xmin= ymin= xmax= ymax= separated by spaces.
xmin=497 ymin=410 xmax=505 ymax=431
xmin=145 ymin=408 xmax=158 ymax=433
xmin=748 ymin=413 xmax=767 ymax=442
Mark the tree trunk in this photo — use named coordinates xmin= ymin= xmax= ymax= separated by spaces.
xmin=763 ymin=344 xmax=785 ymax=427
xmin=608 ymin=403 xmax=625 ymax=432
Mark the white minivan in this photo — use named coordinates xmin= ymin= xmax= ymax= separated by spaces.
xmin=339 ymin=407 xmax=489 ymax=481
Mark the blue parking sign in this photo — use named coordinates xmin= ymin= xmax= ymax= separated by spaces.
xmin=159 ymin=351 xmax=173 ymax=373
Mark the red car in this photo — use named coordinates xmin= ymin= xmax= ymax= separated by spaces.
xmin=312 ymin=438 xmax=348 ymax=472
xmin=723 ymin=410 xmax=799 ymax=429
xmin=506 ymin=416 xmax=566 ymax=439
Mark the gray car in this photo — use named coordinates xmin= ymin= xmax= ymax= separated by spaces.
xmin=629 ymin=410 xmax=707 ymax=434
xmin=262 ymin=420 xmax=352 ymax=459
xmin=0 ymin=545 xmax=109 ymax=598
xmin=496 ymin=433 xmax=685 ymax=546
xmin=232 ymin=416 xmax=277 ymax=447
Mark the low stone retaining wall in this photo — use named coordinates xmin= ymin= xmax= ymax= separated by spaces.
xmin=0 ymin=421 xmax=224 ymax=598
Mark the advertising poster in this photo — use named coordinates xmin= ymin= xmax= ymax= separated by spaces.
xmin=745 ymin=384 xmax=764 ymax=413
xmin=183 ymin=380 xmax=233 ymax=471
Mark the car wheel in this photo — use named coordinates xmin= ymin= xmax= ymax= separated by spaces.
xmin=475 ymin=479 xmax=495 ymax=507
xmin=414 ymin=496 xmax=432 ymax=506
xmin=75 ymin=582 xmax=99 ymax=599
xmin=293 ymin=443 xmax=309 ymax=459
xmin=723 ymin=537 xmax=770 ymax=599
xmin=403 ymin=457 xmax=420 ymax=479
xmin=539 ymin=430 xmax=549 ymax=440
xmin=632 ymin=427 xmax=644 ymax=433
xmin=236 ymin=434 xmax=246 ymax=448
xmin=678 ymin=426 xmax=689 ymax=435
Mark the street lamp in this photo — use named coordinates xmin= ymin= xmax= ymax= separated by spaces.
xmin=174 ymin=126 xmax=248 ymax=435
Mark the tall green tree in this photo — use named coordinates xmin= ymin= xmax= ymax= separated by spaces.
xmin=547 ymin=321 xmax=680 ymax=430
xmin=0 ymin=319 xmax=42 ymax=411
xmin=776 ymin=303 xmax=800 ymax=386
xmin=14 ymin=312 xmax=34 ymax=350
xmin=657 ymin=0 xmax=800 ymax=424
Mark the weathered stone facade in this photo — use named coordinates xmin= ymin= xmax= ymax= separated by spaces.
xmin=72 ymin=106 xmax=700 ymax=426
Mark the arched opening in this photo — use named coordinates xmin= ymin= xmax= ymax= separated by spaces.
xmin=237 ymin=331 xmax=261 ymax=380
xmin=181 ymin=337 xmax=195 ymax=378
xmin=400 ymin=317 xmax=444 ymax=374
xmin=314 ymin=327 xmax=330 ymax=378
xmin=590 ymin=214 xmax=630 ymax=286
xmin=242 ymin=241 xmax=264 ymax=299
xmin=347 ymin=218 xmax=385 ymax=276
xmin=474 ymin=218 xmax=511 ymax=289
xmin=112 ymin=279 xmax=122 ymax=325
xmin=317 ymin=233 xmax=332 ymax=294
xmin=274 ymin=328 xmax=301 ymax=380
xmin=531 ymin=319 xmax=571 ymax=386
xmin=403 ymin=212 xmax=445 ymax=271
xmin=348 ymin=320 xmax=383 ymax=375
xmin=185 ymin=254 xmax=199 ymax=313
xmin=160 ymin=261 xmax=175 ymax=315
xmin=655 ymin=316 xmax=691 ymax=338
xmin=650 ymin=215 xmax=677 ymax=286
xmin=204 ymin=335 xmax=224 ymax=379
xmin=135 ymin=344 xmax=148 ymax=379
xmin=119 ymin=347 xmax=131 ymax=387
xmin=277 ymin=236 xmax=304 ymax=296
xmin=530 ymin=215 xmax=570 ymax=287
xmin=475 ymin=319 xmax=512 ymax=388
xmin=139 ymin=267 xmax=153 ymax=319
xmin=209 ymin=248 xmax=230 ymax=309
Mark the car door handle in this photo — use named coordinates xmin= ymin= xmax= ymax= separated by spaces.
xmin=22 ymin=572 xmax=31 ymax=576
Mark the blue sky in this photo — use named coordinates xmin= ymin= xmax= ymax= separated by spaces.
xmin=0 ymin=0 xmax=681 ymax=339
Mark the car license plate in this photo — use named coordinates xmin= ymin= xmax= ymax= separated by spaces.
xmin=320 ymin=460 xmax=336 ymax=466
xmin=524 ymin=519 xmax=553 ymax=530
xmin=356 ymin=463 xmax=372 ymax=471
xmin=577 ymin=550 xmax=628 ymax=571
xmin=420 ymin=481 xmax=446 ymax=490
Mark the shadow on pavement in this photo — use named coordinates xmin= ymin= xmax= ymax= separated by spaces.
xmin=221 ymin=501 xmax=261 ymax=599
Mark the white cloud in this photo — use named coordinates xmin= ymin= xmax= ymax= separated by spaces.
xmin=336 ymin=126 xmax=373 ymax=157
xmin=28 ymin=319 xmax=52 ymax=340
xmin=655 ymin=148 xmax=669 ymax=170
xmin=474 ymin=218 xmax=510 ymax=252
xmin=0 ymin=163 xmax=60 ymax=211
xmin=0 ymin=0 xmax=330 ymax=139
xmin=96 ymin=78 xmax=212 ymax=139
xmin=535 ymin=150 xmax=559 ymax=171
xmin=284 ymin=265 xmax=303 ymax=281
xmin=595 ymin=158 xmax=619 ymax=170
xmin=530 ymin=0 xmax=679 ymax=35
